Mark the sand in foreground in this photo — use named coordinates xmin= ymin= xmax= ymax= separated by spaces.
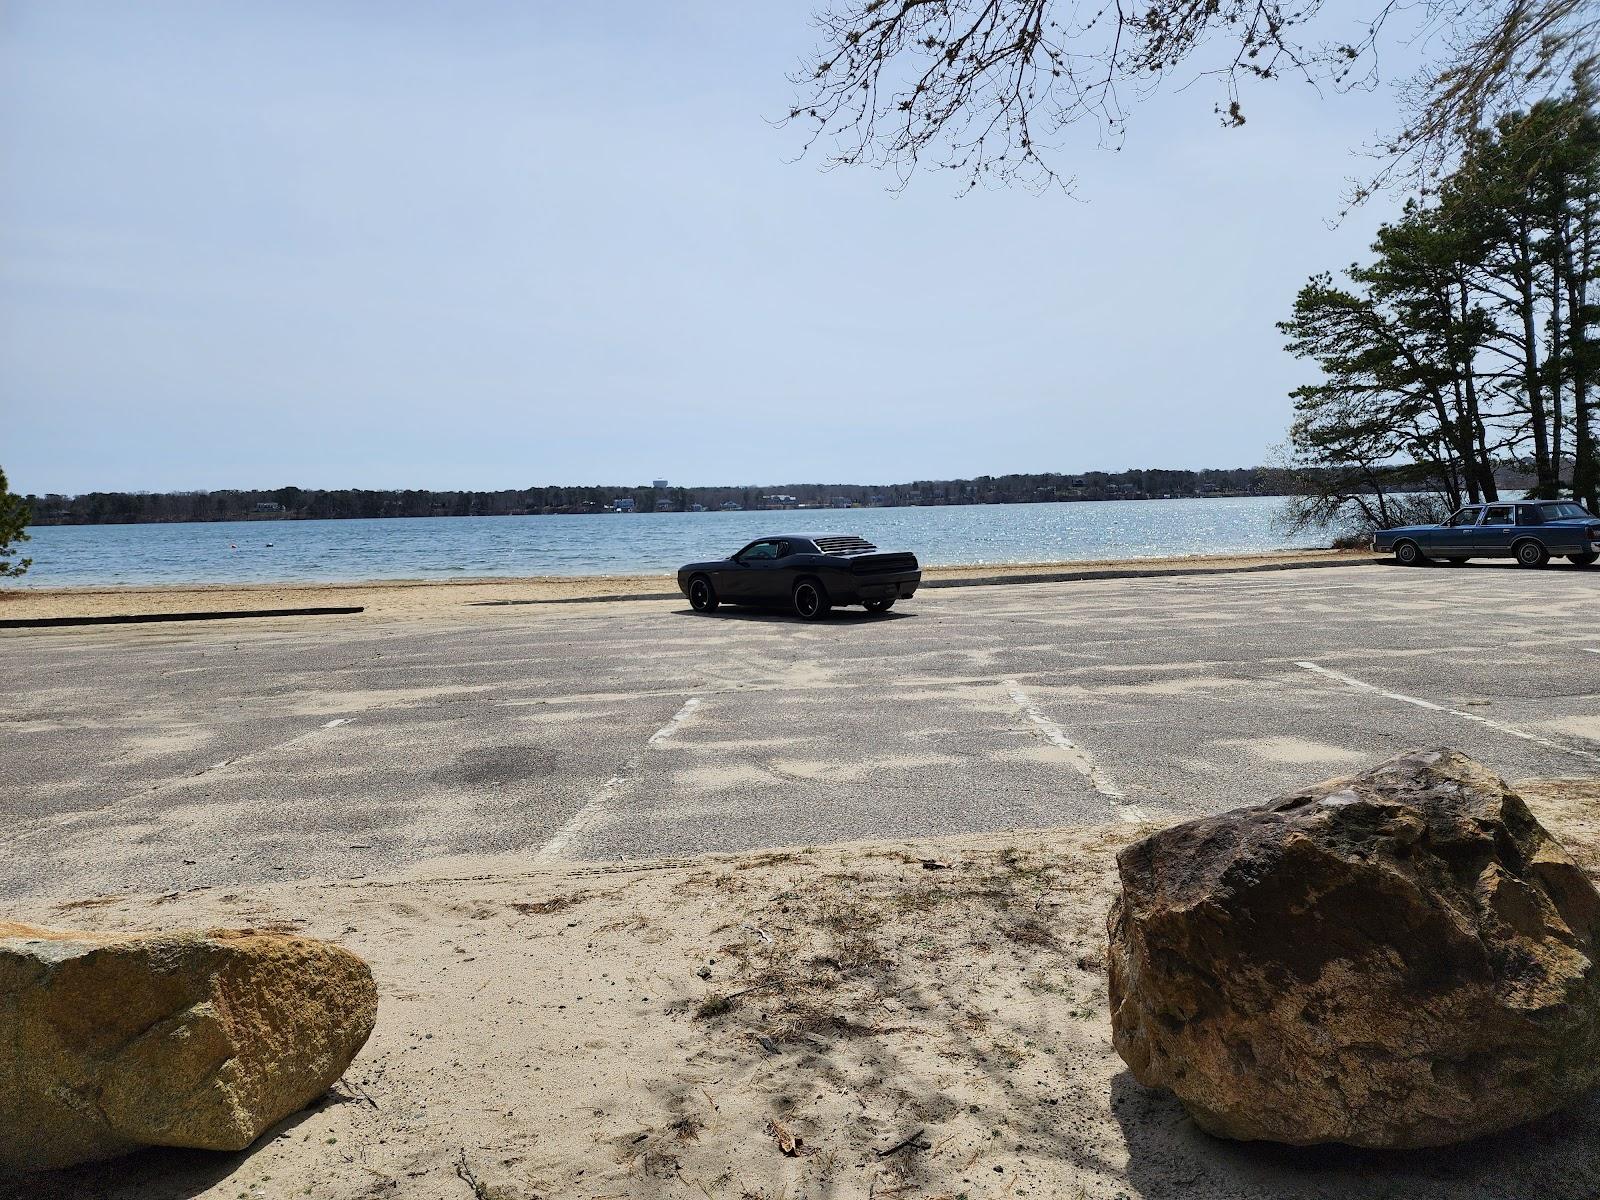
xmin=0 ymin=549 xmax=1366 ymax=621
xmin=9 ymin=777 xmax=1599 ymax=1200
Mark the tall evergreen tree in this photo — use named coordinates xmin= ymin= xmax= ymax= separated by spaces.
xmin=1282 ymin=75 xmax=1600 ymax=533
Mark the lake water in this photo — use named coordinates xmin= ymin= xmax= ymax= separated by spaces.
xmin=18 ymin=497 xmax=1324 ymax=587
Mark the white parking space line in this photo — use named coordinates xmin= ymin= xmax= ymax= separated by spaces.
xmin=1003 ymin=680 xmax=1143 ymax=821
xmin=647 ymin=696 xmax=701 ymax=743
xmin=1585 ymin=648 xmax=1600 ymax=655
xmin=537 ymin=696 xmax=701 ymax=859
xmin=1294 ymin=661 xmax=1600 ymax=766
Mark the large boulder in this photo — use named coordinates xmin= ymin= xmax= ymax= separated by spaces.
xmin=1107 ymin=747 xmax=1600 ymax=1148
xmin=0 ymin=924 xmax=377 ymax=1172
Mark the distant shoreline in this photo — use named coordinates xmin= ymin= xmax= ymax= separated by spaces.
xmin=22 ymin=490 xmax=1293 ymax=529
xmin=0 ymin=549 xmax=1365 ymax=621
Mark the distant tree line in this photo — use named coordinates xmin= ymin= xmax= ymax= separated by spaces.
xmin=1280 ymin=75 xmax=1600 ymax=535
xmin=25 ymin=467 xmax=1293 ymax=526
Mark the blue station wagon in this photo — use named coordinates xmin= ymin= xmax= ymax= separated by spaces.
xmin=1374 ymin=501 xmax=1600 ymax=567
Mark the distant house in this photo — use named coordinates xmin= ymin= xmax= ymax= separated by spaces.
xmin=720 ymin=500 xmax=742 ymax=511
xmin=655 ymin=499 xmax=673 ymax=512
xmin=613 ymin=498 xmax=637 ymax=513
xmin=253 ymin=501 xmax=284 ymax=513
xmin=689 ymin=504 xmax=705 ymax=512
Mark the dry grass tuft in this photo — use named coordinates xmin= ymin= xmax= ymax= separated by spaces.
xmin=507 ymin=891 xmax=587 ymax=916
xmin=668 ymin=1113 xmax=705 ymax=1143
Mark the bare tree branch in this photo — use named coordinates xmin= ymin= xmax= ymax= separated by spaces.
xmin=785 ymin=0 xmax=1600 ymax=196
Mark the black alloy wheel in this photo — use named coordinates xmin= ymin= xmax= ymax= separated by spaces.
xmin=792 ymin=580 xmax=828 ymax=620
xmin=689 ymin=576 xmax=719 ymax=612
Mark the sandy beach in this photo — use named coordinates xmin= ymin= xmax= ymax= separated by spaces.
xmin=8 ymin=775 xmax=1599 ymax=1200
xmin=0 ymin=548 xmax=1367 ymax=622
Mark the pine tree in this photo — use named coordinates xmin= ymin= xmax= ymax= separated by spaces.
xmin=0 ymin=467 xmax=32 ymax=581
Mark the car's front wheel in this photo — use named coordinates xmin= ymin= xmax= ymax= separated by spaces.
xmin=1569 ymin=552 xmax=1598 ymax=567
xmin=792 ymin=579 xmax=830 ymax=620
xmin=688 ymin=576 xmax=719 ymax=612
xmin=1515 ymin=539 xmax=1551 ymax=568
xmin=1394 ymin=540 xmax=1427 ymax=566
xmin=864 ymin=599 xmax=895 ymax=613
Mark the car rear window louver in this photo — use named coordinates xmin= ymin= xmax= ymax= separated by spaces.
xmin=813 ymin=536 xmax=877 ymax=554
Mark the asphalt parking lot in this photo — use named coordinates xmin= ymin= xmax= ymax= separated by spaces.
xmin=4 ymin=561 xmax=1599 ymax=901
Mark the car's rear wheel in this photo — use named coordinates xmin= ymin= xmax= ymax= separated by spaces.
xmin=1514 ymin=539 xmax=1550 ymax=568
xmin=1394 ymin=540 xmax=1427 ymax=566
xmin=864 ymin=599 xmax=895 ymax=613
xmin=688 ymin=576 xmax=719 ymax=612
xmin=1569 ymin=552 xmax=1598 ymax=567
xmin=792 ymin=579 xmax=829 ymax=620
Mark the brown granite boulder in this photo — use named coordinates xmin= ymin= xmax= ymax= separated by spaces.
xmin=1107 ymin=747 xmax=1600 ymax=1148
xmin=0 ymin=923 xmax=377 ymax=1172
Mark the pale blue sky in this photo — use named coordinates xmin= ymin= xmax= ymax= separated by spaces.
xmin=2 ymin=1 xmax=1416 ymax=493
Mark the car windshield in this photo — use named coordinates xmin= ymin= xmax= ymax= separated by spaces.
xmin=1542 ymin=502 xmax=1593 ymax=519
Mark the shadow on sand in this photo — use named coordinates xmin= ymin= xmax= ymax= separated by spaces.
xmin=2 ymin=1098 xmax=349 ymax=1200
xmin=1110 ymin=1071 xmax=1600 ymax=1200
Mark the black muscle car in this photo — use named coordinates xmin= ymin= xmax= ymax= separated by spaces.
xmin=677 ymin=534 xmax=921 ymax=619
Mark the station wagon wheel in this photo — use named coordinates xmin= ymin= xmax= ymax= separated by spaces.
xmin=688 ymin=576 xmax=719 ymax=612
xmin=865 ymin=599 xmax=895 ymax=613
xmin=1394 ymin=540 xmax=1426 ymax=566
xmin=792 ymin=579 xmax=829 ymax=620
xmin=1514 ymin=539 xmax=1550 ymax=568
